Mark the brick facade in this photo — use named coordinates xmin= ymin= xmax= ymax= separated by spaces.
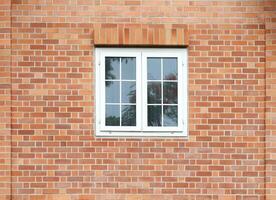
xmin=265 ymin=1 xmax=276 ymax=200
xmin=0 ymin=0 xmax=11 ymax=200
xmin=0 ymin=0 xmax=275 ymax=200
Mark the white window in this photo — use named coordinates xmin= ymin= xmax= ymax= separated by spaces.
xmin=95 ymin=48 xmax=188 ymax=137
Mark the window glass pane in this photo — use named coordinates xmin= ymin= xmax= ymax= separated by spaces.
xmin=122 ymin=57 xmax=136 ymax=80
xmin=122 ymin=81 xmax=136 ymax=103
xmin=122 ymin=105 xmax=136 ymax=126
xmin=105 ymin=57 xmax=120 ymax=80
xmin=148 ymin=105 xmax=161 ymax=126
xmin=147 ymin=58 xmax=161 ymax=80
xmin=163 ymin=106 xmax=178 ymax=126
xmin=106 ymin=105 xmax=120 ymax=126
xmin=163 ymin=82 xmax=177 ymax=104
xmin=163 ymin=58 xmax=177 ymax=80
xmin=147 ymin=82 xmax=161 ymax=104
xmin=105 ymin=81 xmax=120 ymax=103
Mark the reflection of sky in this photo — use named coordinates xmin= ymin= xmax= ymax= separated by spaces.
xmin=164 ymin=115 xmax=177 ymax=126
xmin=147 ymin=57 xmax=178 ymax=81
xmin=106 ymin=57 xmax=136 ymax=104
xmin=163 ymin=58 xmax=177 ymax=80
xmin=106 ymin=81 xmax=120 ymax=103
xmin=106 ymin=81 xmax=136 ymax=104
xmin=105 ymin=57 xmax=120 ymax=79
xmin=163 ymin=106 xmax=177 ymax=126
xmin=105 ymin=57 xmax=178 ymax=126
xmin=122 ymin=58 xmax=136 ymax=80
xmin=122 ymin=82 xmax=136 ymax=103
xmin=106 ymin=105 xmax=120 ymax=117
xmin=147 ymin=58 xmax=161 ymax=80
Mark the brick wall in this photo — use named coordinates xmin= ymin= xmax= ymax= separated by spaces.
xmin=1 ymin=0 xmax=273 ymax=199
xmin=0 ymin=0 xmax=11 ymax=200
xmin=265 ymin=1 xmax=276 ymax=200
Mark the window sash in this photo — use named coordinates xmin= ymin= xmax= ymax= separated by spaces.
xmin=141 ymin=51 xmax=184 ymax=132
xmin=98 ymin=49 xmax=142 ymax=131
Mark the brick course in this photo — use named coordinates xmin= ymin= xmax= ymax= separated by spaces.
xmin=0 ymin=0 xmax=275 ymax=200
xmin=93 ymin=24 xmax=188 ymax=46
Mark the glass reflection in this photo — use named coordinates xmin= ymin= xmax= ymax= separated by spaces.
xmin=147 ymin=58 xmax=161 ymax=80
xmin=147 ymin=82 xmax=161 ymax=104
xmin=163 ymin=58 xmax=177 ymax=80
xmin=105 ymin=57 xmax=120 ymax=80
xmin=106 ymin=105 xmax=120 ymax=126
xmin=163 ymin=106 xmax=178 ymax=126
xmin=122 ymin=57 xmax=136 ymax=80
xmin=148 ymin=105 xmax=161 ymax=126
xmin=105 ymin=81 xmax=120 ymax=103
xmin=163 ymin=82 xmax=177 ymax=104
xmin=122 ymin=82 xmax=136 ymax=103
xmin=122 ymin=105 xmax=136 ymax=126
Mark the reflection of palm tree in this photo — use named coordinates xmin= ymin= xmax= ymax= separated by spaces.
xmin=148 ymin=82 xmax=161 ymax=103
xmin=148 ymin=106 xmax=161 ymax=126
xmin=147 ymin=77 xmax=178 ymax=126
xmin=105 ymin=57 xmax=118 ymax=86
xmin=147 ymin=82 xmax=161 ymax=126
xmin=105 ymin=57 xmax=135 ymax=84
xmin=105 ymin=57 xmax=178 ymax=126
xmin=105 ymin=57 xmax=137 ymax=126
xmin=106 ymin=116 xmax=120 ymax=126
xmin=163 ymin=82 xmax=177 ymax=104
xmin=128 ymin=84 xmax=136 ymax=103
xmin=122 ymin=84 xmax=136 ymax=126
xmin=122 ymin=106 xmax=136 ymax=126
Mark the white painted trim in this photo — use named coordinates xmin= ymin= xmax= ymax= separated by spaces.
xmin=95 ymin=48 xmax=188 ymax=137
xmin=97 ymin=131 xmax=187 ymax=137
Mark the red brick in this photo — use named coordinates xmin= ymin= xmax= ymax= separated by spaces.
xmin=1 ymin=0 xmax=272 ymax=200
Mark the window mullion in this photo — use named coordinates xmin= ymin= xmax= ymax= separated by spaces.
xmin=161 ymin=58 xmax=163 ymax=127
xmin=119 ymin=57 xmax=122 ymax=126
xmin=140 ymin=51 xmax=144 ymax=131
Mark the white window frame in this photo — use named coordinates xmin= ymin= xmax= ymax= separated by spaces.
xmin=95 ymin=48 xmax=188 ymax=137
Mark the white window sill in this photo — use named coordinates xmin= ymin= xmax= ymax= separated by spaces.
xmin=96 ymin=131 xmax=188 ymax=138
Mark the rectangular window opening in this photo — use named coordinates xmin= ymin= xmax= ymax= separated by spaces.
xmin=96 ymin=48 xmax=188 ymax=137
